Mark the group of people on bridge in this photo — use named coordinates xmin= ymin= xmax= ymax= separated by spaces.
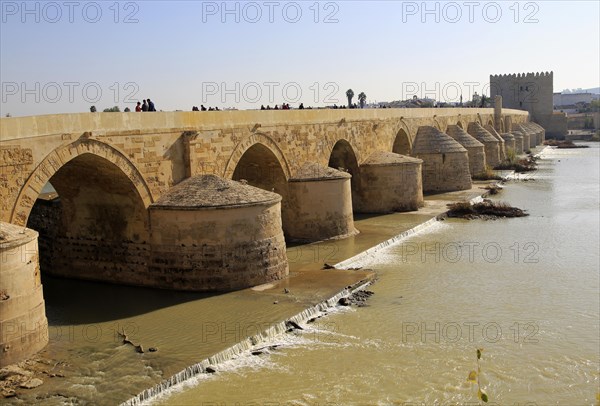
xmin=192 ymin=105 xmax=221 ymax=111
xmin=135 ymin=99 xmax=157 ymax=112
xmin=260 ymin=103 xmax=305 ymax=110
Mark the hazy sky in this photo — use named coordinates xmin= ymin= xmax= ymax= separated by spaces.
xmin=1 ymin=0 xmax=599 ymax=116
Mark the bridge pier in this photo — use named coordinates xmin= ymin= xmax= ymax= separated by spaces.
xmin=524 ymin=122 xmax=545 ymax=146
xmin=354 ymin=152 xmax=423 ymax=213
xmin=411 ymin=126 xmax=472 ymax=193
xmin=446 ymin=125 xmax=486 ymax=177
xmin=500 ymin=132 xmax=516 ymax=152
xmin=285 ymin=163 xmax=357 ymax=242
xmin=519 ymin=124 xmax=538 ymax=148
xmin=511 ymin=130 xmax=525 ymax=154
xmin=512 ymin=124 xmax=531 ymax=151
xmin=467 ymin=122 xmax=502 ymax=167
xmin=148 ymin=175 xmax=288 ymax=291
xmin=0 ymin=222 xmax=48 ymax=367
xmin=530 ymin=122 xmax=546 ymax=144
xmin=485 ymin=124 xmax=507 ymax=161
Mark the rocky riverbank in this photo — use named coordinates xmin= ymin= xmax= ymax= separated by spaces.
xmin=0 ymin=356 xmax=69 ymax=400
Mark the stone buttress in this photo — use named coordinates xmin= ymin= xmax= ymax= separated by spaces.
xmin=411 ymin=126 xmax=471 ymax=193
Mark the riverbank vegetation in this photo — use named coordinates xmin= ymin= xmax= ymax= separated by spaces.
xmin=472 ymin=166 xmax=503 ymax=181
xmin=493 ymin=149 xmax=538 ymax=172
xmin=543 ymin=139 xmax=590 ymax=149
xmin=446 ymin=200 xmax=528 ymax=220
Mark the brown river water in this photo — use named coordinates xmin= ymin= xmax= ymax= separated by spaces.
xmin=6 ymin=143 xmax=599 ymax=405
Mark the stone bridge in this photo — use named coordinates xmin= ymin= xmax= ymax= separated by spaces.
xmin=1 ymin=106 xmax=539 ymax=365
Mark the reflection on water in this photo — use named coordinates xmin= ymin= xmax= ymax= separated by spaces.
xmin=42 ymin=276 xmax=213 ymax=325
xmin=161 ymin=144 xmax=599 ymax=405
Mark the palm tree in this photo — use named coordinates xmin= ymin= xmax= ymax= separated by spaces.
xmin=358 ymin=92 xmax=367 ymax=108
xmin=346 ymin=89 xmax=354 ymax=108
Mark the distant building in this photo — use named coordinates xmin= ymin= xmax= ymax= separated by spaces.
xmin=490 ymin=71 xmax=567 ymax=137
xmin=553 ymin=92 xmax=598 ymax=108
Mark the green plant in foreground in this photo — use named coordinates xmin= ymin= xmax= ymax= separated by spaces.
xmin=467 ymin=348 xmax=489 ymax=403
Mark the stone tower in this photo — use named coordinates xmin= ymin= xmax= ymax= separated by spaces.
xmin=490 ymin=72 xmax=566 ymax=138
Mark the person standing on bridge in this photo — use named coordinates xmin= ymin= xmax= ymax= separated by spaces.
xmin=141 ymin=100 xmax=148 ymax=112
xmin=147 ymin=99 xmax=156 ymax=112
xmin=135 ymin=102 xmax=142 ymax=112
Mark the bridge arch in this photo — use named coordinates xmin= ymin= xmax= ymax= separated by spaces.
xmin=21 ymin=139 xmax=154 ymax=285
xmin=226 ymin=135 xmax=292 ymax=237
xmin=328 ymin=139 xmax=361 ymax=211
xmin=230 ymin=142 xmax=289 ymax=197
xmin=392 ymin=128 xmax=412 ymax=155
xmin=11 ymin=138 xmax=153 ymax=226
xmin=328 ymin=139 xmax=360 ymax=171
xmin=224 ymin=133 xmax=291 ymax=180
xmin=456 ymin=121 xmax=464 ymax=129
xmin=474 ymin=113 xmax=483 ymax=125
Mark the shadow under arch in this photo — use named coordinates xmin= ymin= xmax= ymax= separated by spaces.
xmin=228 ymin=140 xmax=291 ymax=237
xmin=230 ymin=142 xmax=289 ymax=196
xmin=17 ymin=140 xmax=246 ymax=327
xmin=392 ymin=128 xmax=412 ymax=155
xmin=224 ymin=133 xmax=291 ymax=180
xmin=328 ymin=139 xmax=361 ymax=211
xmin=26 ymin=151 xmax=152 ymax=279
xmin=23 ymin=145 xmax=196 ymax=323
xmin=11 ymin=138 xmax=153 ymax=226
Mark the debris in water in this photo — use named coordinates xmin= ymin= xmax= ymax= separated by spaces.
xmin=338 ymin=290 xmax=375 ymax=307
xmin=338 ymin=297 xmax=351 ymax=306
xmin=482 ymin=183 xmax=503 ymax=195
xmin=285 ymin=320 xmax=304 ymax=331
